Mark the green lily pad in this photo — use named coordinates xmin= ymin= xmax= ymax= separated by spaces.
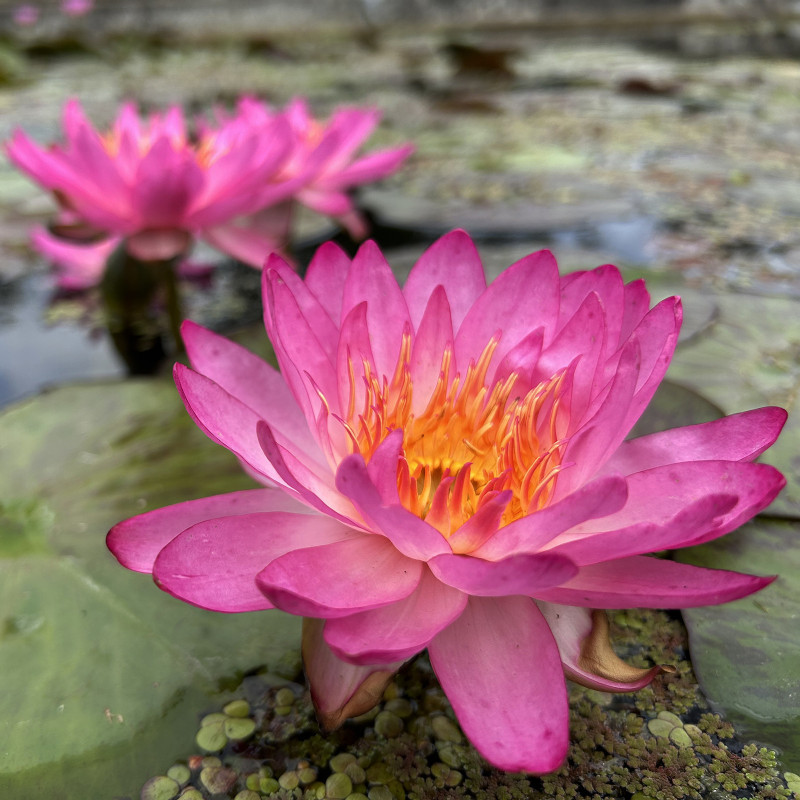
xmin=677 ymin=517 xmax=800 ymax=771
xmin=0 ymin=377 xmax=301 ymax=798
xmin=667 ymin=292 xmax=800 ymax=518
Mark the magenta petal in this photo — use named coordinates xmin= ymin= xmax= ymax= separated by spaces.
xmin=603 ymin=407 xmax=788 ymax=474
xmin=324 ymin=568 xmax=467 ymax=665
xmin=181 ymin=320 xmax=321 ymax=461
xmin=107 ymin=489 xmax=305 ymax=573
xmin=429 ymin=596 xmax=569 ymax=773
xmin=428 ymin=551 xmax=578 ymax=596
xmin=305 ymin=241 xmax=353 ymax=325
xmin=153 ymin=511 xmax=356 ymax=612
xmin=403 ymin=230 xmax=487 ymax=330
xmin=535 ymin=556 xmax=776 ymax=608
xmin=256 ymin=535 xmax=422 ymax=618
xmin=475 ymin=475 xmax=628 ymax=560
xmin=335 ymin=453 xmax=450 ymax=559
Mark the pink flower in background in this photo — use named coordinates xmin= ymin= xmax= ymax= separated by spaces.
xmin=13 ymin=4 xmax=39 ymax=25
xmin=61 ymin=0 xmax=92 ymax=16
xmin=107 ymin=231 xmax=785 ymax=773
xmin=6 ymin=98 xmax=301 ymax=274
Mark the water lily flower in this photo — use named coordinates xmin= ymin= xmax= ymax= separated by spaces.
xmin=13 ymin=4 xmax=39 ymax=25
xmin=108 ymin=231 xmax=785 ymax=773
xmin=233 ymin=97 xmax=414 ymax=240
xmin=6 ymin=98 xmax=303 ymax=272
xmin=61 ymin=0 xmax=92 ymax=15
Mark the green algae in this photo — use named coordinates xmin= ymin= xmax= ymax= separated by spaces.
xmin=135 ymin=609 xmax=791 ymax=800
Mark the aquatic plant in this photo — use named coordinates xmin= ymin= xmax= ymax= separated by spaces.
xmin=108 ymin=231 xmax=785 ymax=773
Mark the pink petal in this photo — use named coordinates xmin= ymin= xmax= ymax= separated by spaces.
xmin=256 ymin=534 xmax=422 ymax=618
xmin=324 ymin=145 xmax=413 ymax=189
xmin=335 ymin=301 xmax=377 ymax=427
xmin=428 ymin=551 xmax=578 ymax=596
xmin=324 ymin=568 xmax=467 ymax=665
xmin=335 ymin=453 xmax=450 ymax=559
xmin=447 ymin=490 xmax=512 ymax=555
xmin=603 ymin=407 xmax=788 ymax=475
xmin=429 ymin=596 xmax=569 ymax=773
xmin=474 ymin=475 xmax=629 ymax=560
xmin=341 ymin=240 xmax=411 ymax=380
xmin=620 ymin=278 xmax=651 ymax=342
xmin=31 ymin=226 xmax=115 ymax=290
xmin=107 ymin=488 xmax=304 ymax=573
xmin=409 ymin=284 xmax=455 ymax=414
xmin=403 ymin=230 xmax=487 ymax=331
xmin=153 ymin=510 xmax=357 ymax=611
xmin=181 ymin=321 xmax=322 ymax=462
xmin=202 ymin=219 xmax=287 ymax=268
xmin=559 ymin=265 xmax=624 ymax=355
xmin=305 ymin=241 xmax=353 ymax=325
xmin=365 ymin=428 xmax=405 ymax=504
xmin=303 ymin=618 xmax=404 ymax=730
xmin=454 ymin=249 xmax=560 ymax=382
xmin=174 ymin=363 xmax=291 ymax=486
xmin=535 ymin=556 xmax=776 ymax=608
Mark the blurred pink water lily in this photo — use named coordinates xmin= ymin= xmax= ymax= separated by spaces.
xmin=6 ymin=98 xmax=306 ymax=273
xmin=108 ymin=231 xmax=785 ymax=773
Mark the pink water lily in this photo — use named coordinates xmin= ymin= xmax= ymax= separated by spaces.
xmin=108 ymin=231 xmax=785 ymax=773
xmin=6 ymin=98 xmax=304 ymax=271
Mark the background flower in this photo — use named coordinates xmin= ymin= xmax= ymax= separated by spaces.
xmin=108 ymin=231 xmax=785 ymax=773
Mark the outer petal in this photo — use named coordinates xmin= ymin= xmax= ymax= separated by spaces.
xmin=181 ymin=320 xmax=321 ymax=461
xmin=428 ymin=551 xmax=578 ymax=596
xmin=256 ymin=535 xmax=422 ymax=618
xmin=153 ymin=511 xmax=357 ymax=612
xmin=403 ymin=229 xmax=487 ymax=331
xmin=303 ymin=618 xmax=403 ymax=731
xmin=535 ymin=556 xmax=776 ymax=608
xmin=31 ymin=226 xmax=115 ymax=290
xmin=602 ymin=407 xmax=788 ymax=475
xmin=429 ymin=596 xmax=569 ymax=773
xmin=107 ymin=488 xmax=306 ymax=573
xmin=323 ymin=568 xmax=467 ymax=665
xmin=537 ymin=603 xmax=674 ymax=691
xmin=304 ymin=240 xmax=352 ymax=325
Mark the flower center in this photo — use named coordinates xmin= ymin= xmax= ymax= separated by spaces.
xmin=342 ymin=332 xmax=570 ymax=539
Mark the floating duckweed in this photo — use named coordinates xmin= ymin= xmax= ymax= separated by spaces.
xmin=326 ymin=771 xmax=354 ymax=798
xmin=195 ymin=721 xmax=227 ymax=752
xmin=200 ymin=712 xmax=228 ymax=727
xmin=166 ymin=764 xmax=190 ymax=786
xmin=384 ymin=698 xmax=413 ymax=718
xmin=233 ymin=791 xmax=260 ymax=800
xmin=298 ymin=766 xmax=319 ymax=784
xmin=223 ymin=716 xmax=256 ymax=740
xmin=140 ymin=775 xmax=179 ymax=800
xmin=199 ymin=765 xmax=236 ymax=795
xmin=431 ymin=714 xmax=462 ymax=743
xmin=657 ymin=710 xmax=684 ymax=727
xmin=436 ymin=742 xmax=462 ymax=768
xmin=374 ymin=710 xmax=403 ymax=738
xmin=278 ymin=770 xmax=300 ymax=790
xmin=274 ymin=704 xmax=293 ymax=716
xmin=330 ymin=752 xmax=358 ymax=773
xmin=244 ymin=773 xmax=260 ymax=791
xmin=669 ymin=727 xmax=693 ymax=748
xmin=365 ymin=762 xmax=393 ymax=784
xmin=260 ymin=777 xmax=279 ymax=793
xmin=223 ymin=699 xmax=250 ymax=718
xmin=785 ymin=772 xmax=800 ymax=794
xmin=200 ymin=756 xmax=221 ymax=768
xmin=368 ymin=786 xmax=394 ymax=800
xmin=275 ymin=687 xmax=296 ymax=707
xmin=177 ymin=790 xmax=202 ymax=800
xmin=344 ymin=762 xmax=366 ymax=784
xmin=647 ymin=718 xmax=677 ymax=738
xmin=346 ymin=794 xmax=369 ymax=800
xmin=382 ymin=682 xmax=401 ymax=701
xmin=684 ymin=724 xmax=702 ymax=740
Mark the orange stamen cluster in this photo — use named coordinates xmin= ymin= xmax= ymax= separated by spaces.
xmin=341 ymin=332 xmax=570 ymax=541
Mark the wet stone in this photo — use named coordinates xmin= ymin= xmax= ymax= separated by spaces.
xmin=140 ymin=775 xmax=180 ymax=800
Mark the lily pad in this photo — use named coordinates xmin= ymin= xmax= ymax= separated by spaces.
xmin=677 ymin=517 xmax=800 ymax=771
xmin=667 ymin=292 xmax=800 ymax=518
xmin=0 ymin=377 xmax=301 ymax=798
